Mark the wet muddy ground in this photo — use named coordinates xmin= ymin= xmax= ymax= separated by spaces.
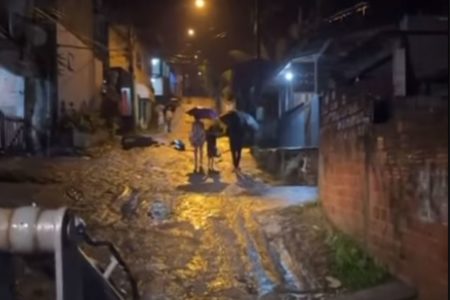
xmin=0 ymin=98 xmax=344 ymax=300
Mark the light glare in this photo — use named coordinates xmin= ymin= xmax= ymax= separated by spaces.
xmin=285 ymin=71 xmax=293 ymax=81
xmin=195 ymin=0 xmax=205 ymax=8
xmin=151 ymin=58 xmax=160 ymax=66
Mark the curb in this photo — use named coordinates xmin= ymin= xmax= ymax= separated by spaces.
xmin=331 ymin=280 xmax=417 ymax=300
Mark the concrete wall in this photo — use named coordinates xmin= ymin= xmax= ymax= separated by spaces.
xmin=57 ymin=23 xmax=103 ymax=113
xmin=57 ymin=0 xmax=93 ymax=44
xmin=253 ymin=148 xmax=318 ymax=186
xmin=278 ymin=94 xmax=320 ymax=148
xmin=320 ymin=86 xmax=448 ymax=299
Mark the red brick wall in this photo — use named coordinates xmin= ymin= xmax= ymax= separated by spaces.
xmin=320 ymin=88 xmax=448 ymax=300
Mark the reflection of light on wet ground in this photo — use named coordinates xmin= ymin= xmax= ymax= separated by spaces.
xmin=3 ymin=98 xmax=328 ymax=299
xmin=245 ymin=229 xmax=277 ymax=296
xmin=176 ymin=253 xmax=208 ymax=279
xmin=175 ymin=195 xmax=223 ymax=230
xmin=261 ymin=186 xmax=318 ymax=205
xmin=205 ymin=239 xmax=237 ymax=293
xmin=208 ymin=277 xmax=229 ymax=293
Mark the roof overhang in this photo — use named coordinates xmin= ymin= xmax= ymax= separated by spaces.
xmin=275 ymin=39 xmax=332 ymax=79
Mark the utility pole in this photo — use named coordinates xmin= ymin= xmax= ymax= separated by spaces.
xmin=254 ymin=0 xmax=261 ymax=59
xmin=127 ymin=25 xmax=136 ymax=132
xmin=252 ymin=0 xmax=262 ymax=117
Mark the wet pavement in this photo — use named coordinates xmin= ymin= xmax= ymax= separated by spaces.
xmin=0 ymin=98 xmax=338 ymax=300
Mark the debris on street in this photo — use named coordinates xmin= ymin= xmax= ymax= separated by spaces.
xmin=148 ymin=199 xmax=171 ymax=223
xmin=121 ymin=135 xmax=160 ymax=150
xmin=120 ymin=189 xmax=141 ymax=219
xmin=170 ymin=139 xmax=186 ymax=151
xmin=326 ymin=276 xmax=342 ymax=289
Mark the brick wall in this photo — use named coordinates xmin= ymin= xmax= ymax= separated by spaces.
xmin=320 ymin=87 xmax=448 ymax=300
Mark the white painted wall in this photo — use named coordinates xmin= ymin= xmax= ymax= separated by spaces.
xmin=56 ymin=23 xmax=103 ymax=114
xmin=0 ymin=66 xmax=25 ymax=117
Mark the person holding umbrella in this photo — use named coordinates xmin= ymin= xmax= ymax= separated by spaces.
xmin=220 ymin=110 xmax=259 ymax=172
xmin=187 ymin=107 xmax=217 ymax=173
xmin=189 ymin=116 xmax=206 ymax=173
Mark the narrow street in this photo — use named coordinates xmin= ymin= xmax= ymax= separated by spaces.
xmin=1 ymin=1 xmax=447 ymax=299
xmin=0 ymin=98 xmax=331 ymax=300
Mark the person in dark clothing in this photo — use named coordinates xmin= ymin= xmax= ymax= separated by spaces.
xmin=221 ymin=110 xmax=258 ymax=172
xmin=221 ymin=111 xmax=248 ymax=172
xmin=229 ymin=132 xmax=244 ymax=171
xmin=225 ymin=116 xmax=246 ymax=171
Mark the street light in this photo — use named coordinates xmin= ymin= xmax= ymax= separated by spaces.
xmin=151 ymin=58 xmax=160 ymax=66
xmin=195 ymin=0 xmax=205 ymax=9
xmin=187 ymin=28 xmax=195 ymax=37
xmin=285 ymin=71 xmax=294 ymax=82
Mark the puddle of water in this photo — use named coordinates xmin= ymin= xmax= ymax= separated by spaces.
xmin=245 ymin=233 xmax=277 ymax=296
xmin=236 ymin=213 xmax=277 ymax=297
xmin=269 ymin=239 xmax=304 ymax=292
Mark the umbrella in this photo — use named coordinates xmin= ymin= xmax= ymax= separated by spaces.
xmin=220 ymin=110 xmax=259 ymax=131
xmin=241 ymin=112 xmax=259 ymax=131
xmin=187 ymin=107 xmax=218 ymax=119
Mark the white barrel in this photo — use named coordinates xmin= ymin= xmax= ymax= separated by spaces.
xmin=0 ymin=206 xmax=68 ymax=254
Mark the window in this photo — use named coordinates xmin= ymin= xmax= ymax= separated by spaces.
xmin=151 ymin=58 xmax=161 ymax=76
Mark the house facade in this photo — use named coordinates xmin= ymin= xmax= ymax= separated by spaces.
xmin=254 ymin=45 xmax=326 ymax=185
xmin=151 ymin=57 xmax=182 ymax=106
xmin=108 ymin=25 xmax=155 ymax=130
xmin=254 ymin=11 xmax=448 ymax=299
xmin=0 ymin=0 xmax=55 ymax=153
xmin=0 ymin=0 xmax=110 ymax=153
xmin=319 ymin=15 xmax=448 ymax=300
xmin=56 ymin=23 xmax=103 ymax=114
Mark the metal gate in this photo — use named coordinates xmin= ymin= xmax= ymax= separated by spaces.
xmin=0 ymin=111 xmax=26 ymax=153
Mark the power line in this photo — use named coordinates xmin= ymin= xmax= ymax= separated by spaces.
xmin=33 ymin=7 xmax=109 ymax=52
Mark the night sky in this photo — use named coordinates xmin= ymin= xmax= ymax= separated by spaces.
xmin=105 ymin=0 xmax=255 ymax=57
xmin=104 ymin=0 xmax=448 ymax=72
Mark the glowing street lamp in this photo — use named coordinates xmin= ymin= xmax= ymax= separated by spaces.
xmin=195 ymin=0 xmax=205 ymax=9
xmin=187 ymin=28 xmax=195 ymax=37
xmin=285 ymin=71 xmax=294 ymax=82
xmin=151 ymin=58 xmax=160 ymax=66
